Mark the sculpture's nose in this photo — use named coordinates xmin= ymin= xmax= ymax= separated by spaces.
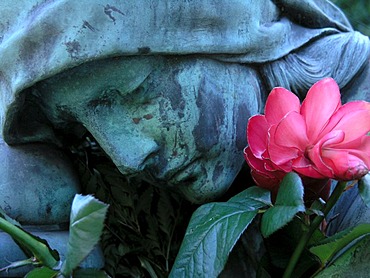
xmin=81 ymin=114 xmax=159 ymax=176
xmin=97 ymin=132 xmax=159 ymax=175
xmin=114 ymin=136 xmax=159 ymax=175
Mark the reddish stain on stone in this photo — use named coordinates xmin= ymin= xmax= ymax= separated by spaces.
xmin=143 ymin=114 xmax=153 ymax=120
xmin=132 ymin=118 xmax=141 ymax=124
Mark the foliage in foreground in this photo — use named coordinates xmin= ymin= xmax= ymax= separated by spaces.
xmin=0 ymin=194 xmax=109 ymax=277
xmin=170 ymin=173 xmax=370 ymax=277
xmin=73 ymin=140 xmax=197 ymax=277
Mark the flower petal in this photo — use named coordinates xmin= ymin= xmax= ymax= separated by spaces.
xmin=265 ymin=87 xmax=301 ymax=125
xmin=301 ymin=78 xmax=341 ymax=142
xmin=244 ymin=147 xmax=285 ymax=191
xmin=307 ymin=130 xmax=345 ymax=178
xmin=323 ymin=135 xmax=370 ymax=174
xmin=321 ymin=149 xmax=369 ymax=180
xmin=274 ymin=111 xmax=309 ymax=150
xmin=267 ymin=124 xmax=297 ymax=170
xmin=322 ymin=103 xmax=370 ymax=144
xmin=250 ymin=169 xmax=283 ymax=194
xmin=292 ymin=156 xmax=327 ymax=179
xmin=247 ymin=115 xmax=269 ymax=158
xmin=244 ymin=146 xmax=265 ymax=173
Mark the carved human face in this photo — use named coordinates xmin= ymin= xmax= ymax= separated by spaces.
xmin=36 ymin=56 xmax=262 ymax=203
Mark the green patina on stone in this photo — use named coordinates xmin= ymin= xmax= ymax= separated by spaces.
xmin=0 ymin=0 xmax=369 ymax=202
xmin=0 ymin=141 xmax=79 ymax=225
xmin=0 ymin=1 xmax=369 ymax=276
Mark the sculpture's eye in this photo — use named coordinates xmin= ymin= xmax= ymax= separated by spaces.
xmin=87 ymin=88 xmax=120 ymax=108
xmin=120 ymin=82 xmax=159 ymax=107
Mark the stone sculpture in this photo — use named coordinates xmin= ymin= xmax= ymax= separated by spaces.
xmin=0 ymin=0 xmax=369 ymax=276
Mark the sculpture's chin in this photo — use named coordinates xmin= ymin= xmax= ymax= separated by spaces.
xmin=176 ymin=174 xmax=234 ymax=204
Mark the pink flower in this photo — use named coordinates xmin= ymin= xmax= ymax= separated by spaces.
xmin=244 ymin=78 xmax=370 ymax=193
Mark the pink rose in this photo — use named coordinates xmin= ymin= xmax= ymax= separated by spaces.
xmin=244 ymin=78 xmax=370 ymax=194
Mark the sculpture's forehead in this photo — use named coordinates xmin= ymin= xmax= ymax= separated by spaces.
xmin=38 ymin=56 xmax=158 ymax=105
xmin=0 ymin=0 xmax=345 ymax=103
xmin=0 ymin=0 xmax=341 ymax=93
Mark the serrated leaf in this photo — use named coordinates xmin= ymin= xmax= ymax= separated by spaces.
xmin=261 ymin=172 xmax=305 ymax=237
xmin=314 ymin=236 xmax=370 ymax=277
xmin=0 ymin=218 xmax=59 ymax=268
xmin=359 ymin=173 xmax=370 ymax=207
xmin=136 ymin=187 xmax=154 ymax=216
xmin=307 ymin=199 xmax=325 ymax=217
xmin=138 ymin=256 xmax=159 ymax=278
xmin=145 ymin=217 xmax=162 ymax=252
xmin=229 ymin=186 xmax=271 ymax=207
xmin=24 ymin=267 xmax=58 ymax=278
xmin=169 ymin=186 xmax=270 ymax=278
xmin=157 ymin=191 xmax=175 ymax=237
xmin=309 ymin=223 xmax=370 ymax=266
xmin=0 ymin=207 xmax=22 ymax=227
xmin=60 ymin=194 xmax=109 ymax=277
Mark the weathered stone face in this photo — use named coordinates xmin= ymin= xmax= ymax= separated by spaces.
xmin=31 ymin=56 xmax=262 ymax=203
xmin=0 ymin=0 xmax=368 ymax=204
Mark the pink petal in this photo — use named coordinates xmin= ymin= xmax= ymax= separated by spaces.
xmin=263 ymin=152 xmax=278 ymax=171
xmin=265 ymin=87 xmax=301 ymax=125
xmin=321 ymin=149 xmax=369 ymax=180
xmin=324 ymin=135 xmax=370 ymax=172
xmin=267 ymin=124 xmax=297 ymax=170
xmin=244 ymin=147 xmax=285 ymax=191
xmin=292 ymin=157 xmax=328 ymax=179
xmin=244 ymin=147 xmax=265 ymax=173
xmin=274 ymin=111 xmax=309 ymax=150
xmin=322 ymin=104 xmax=370 ymax=144
xmin=244 ymin=147 xmax=280 ymax=177
xmin=247 ymin=115 xmax=269 ymax=158
xmin=301 ymin=78 xmax=341 ymax=142
xmin=250 ymin=169 xmax=283 ymax=193
xmin=307 ymin=130 xmax=345 ymax=178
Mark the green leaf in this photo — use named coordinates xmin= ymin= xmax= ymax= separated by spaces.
xmin=0 ymin=206 xmax=22 ymax=227
xmin=24 ymin=267 xmax=58 ymax=278
xmin=0 ymin=217 xmax=59 ymax=268
xmin=261 ymin=172 xmax=305 ymax=237
xmin=307 ymin=199 xmax=325 ymax=217
xmin=138 ymin=256 xmax=159 ymax=278
xmin=359 ymin=173 xmax=370 ymax=207
xmin=229 ymin=186 xmax=271 ymax=207
xmin=309 ymin=223 xmax=370 ymax=266
xmin=157 ymin=190 xmax=175 ymax=237
xmin=313 ymin=236 xmax=370 ymax=277
xmin=169 ymin=186 xmax=270 ymax=278
xmin=60 ymin=194 xmax=109 ymax=277
xmin=0 ymin=207 xmax=55 ymax=260
xmin=263 ymin=216 xmax=323 ymax=275
xmin=0 ymin=258 xmax=36 ymax=273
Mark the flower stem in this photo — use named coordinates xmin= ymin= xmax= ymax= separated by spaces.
xmin=0 ymin=217 xmax=58 ymax=268
xmin=282 ymin=181 xmax=347 ymax=278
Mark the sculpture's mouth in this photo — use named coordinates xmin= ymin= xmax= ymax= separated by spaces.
xmin=127 ymin=157 xmax=202 ymax=189
xmin=168 ymin=159 xmax=202 ymax=184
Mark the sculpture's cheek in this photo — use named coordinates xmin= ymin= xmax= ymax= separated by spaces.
xmin=77 ymin=102 xmax=161 ymax=176
xmin=177 ymin=160 xmax=241 ymax=204
xmin=192 ymin=79 xmax=224 ymax=153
